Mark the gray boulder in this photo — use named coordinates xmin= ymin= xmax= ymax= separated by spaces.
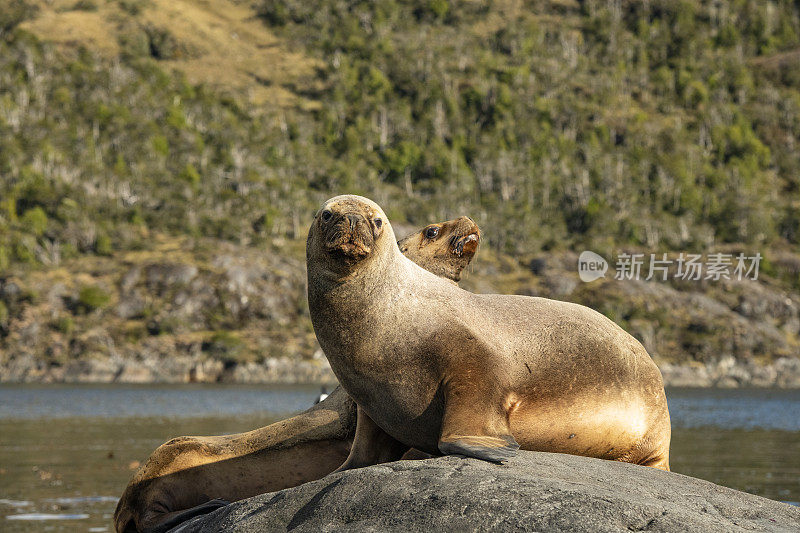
xmin=169 ymin=451 xmax=799 ymax=532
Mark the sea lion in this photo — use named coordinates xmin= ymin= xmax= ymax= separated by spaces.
xmin=113 ymin=217 xmax=481 ymax=533
xmin=307 ymin=195 xmax=671 ymax=472
xmin=113 ymin=387 xmax=356 ymax=533
xmin=398 ymin=216 xmax=480 ymax=283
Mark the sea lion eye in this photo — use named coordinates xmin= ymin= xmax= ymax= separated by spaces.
xmin=321 ymin=210 xmax=333 ymax=222
xmin=424 ymin=226 xmax=439 ymax=239
xmin=374 ymin=218 xmax=383 ymax=229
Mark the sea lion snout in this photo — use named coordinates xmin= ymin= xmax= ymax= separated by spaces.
xmin=345 ymin=214 xmax=361 ymax=230
xmin=452 ymin=233 xmax=478 ymax=256
xmin=322 ymin=213 xmax=373 ymax=258
xmin=317 ymin=202 xmax=385 ymax=260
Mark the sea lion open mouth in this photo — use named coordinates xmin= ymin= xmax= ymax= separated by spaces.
xmin=452 ymin=232 xmax=480 ymax=257
xmin=450 ymin=218 xmax=481 ymax=257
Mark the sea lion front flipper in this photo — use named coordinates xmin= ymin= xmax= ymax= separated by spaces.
xmin=334 ymin=406 xmax=409 ymax=471
xmin=438 ymin=380 xmax=520 ymax=464
xmin=438 ymin=434 xmax=520 ymax=463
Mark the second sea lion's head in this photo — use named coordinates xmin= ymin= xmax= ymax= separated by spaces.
xmin=307 ymin=195 xmax=394 ymax=277
xmin=398 ymin=216 xmax=481 ymax=282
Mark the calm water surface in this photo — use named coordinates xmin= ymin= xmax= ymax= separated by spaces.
xmin=0 ymin=385 xmax=798 ymax=532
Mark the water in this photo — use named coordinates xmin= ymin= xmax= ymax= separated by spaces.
xmin=0 ymin=385 xmax=798 ymax=532
xmin=0 ymin=384 xmax=323 ymax=533
xmin=668 ymin=388 xmax=800 ymax=507
xmin=667 ymin=388 xmax=800 ymax=431
xmin=0 ymin=384 xmax=321 ymax=420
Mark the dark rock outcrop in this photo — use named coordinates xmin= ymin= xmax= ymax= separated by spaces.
xmin=168 ymin=451 xmax=800 ymax=532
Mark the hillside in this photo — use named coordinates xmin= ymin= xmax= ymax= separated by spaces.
xmin=1 ymin=0 xmax=799 ymax=385
xmin=19 ymin=0 xmax=317 ymax=106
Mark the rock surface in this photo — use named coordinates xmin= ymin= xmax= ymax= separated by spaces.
xmin=168 ymin=451 xmax=800 ymax=532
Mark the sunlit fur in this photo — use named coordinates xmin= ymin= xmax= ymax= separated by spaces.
xmin=308 ymin=195 xmax=671 ymax=475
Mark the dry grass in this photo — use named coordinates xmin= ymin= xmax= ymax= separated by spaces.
xmin=120 ymin=233 xmax=199 ymax=266
xmin=21 ymin=0 xmax=319 ymax=107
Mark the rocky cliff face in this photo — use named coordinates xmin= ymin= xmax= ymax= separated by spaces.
xmin=167 ymin=452 xmax=800 ymax=532
xmin=1 ymin=239 xmax=799 ymax=386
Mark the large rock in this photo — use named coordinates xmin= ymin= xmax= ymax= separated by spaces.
xmin=169 ymin=451 xmax=799 ymax=532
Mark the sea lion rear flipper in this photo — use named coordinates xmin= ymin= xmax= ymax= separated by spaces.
xmin=334 ymin=406 xmax=409 ymax=471
xmin=438 ymin=380 xmax=520 ymax=464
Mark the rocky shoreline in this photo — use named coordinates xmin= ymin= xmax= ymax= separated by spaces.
xmin=658 ymin=356 xmax=800 ymax=388
xmin=0 ymin=352 xmax=337 ymax=385
xmin=2 ymin=352 xmax=800 ymax=387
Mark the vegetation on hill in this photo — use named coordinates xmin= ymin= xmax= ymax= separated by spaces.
xmin=0 ymin=24 xmax=311 ymax=270
xmin=253 ymin=0 xmax=800 ymax=253
xmin=0 ymin=0 xmax=799 ymax=382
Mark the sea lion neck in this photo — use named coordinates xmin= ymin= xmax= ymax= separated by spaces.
xmin=307 ymin=237 xmax=409 ymax=367
xmin=307 ymin=196 xmax=404 ymax=343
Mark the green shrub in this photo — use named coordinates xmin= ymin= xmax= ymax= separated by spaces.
xmin=77 ymin=286 xmax=111 ymax=312
xmin=21 ymin=207 xmax=48 ymax=237
xmin=179 ymin=163 xmax=201 ymax=189
xmin=152 ymin=316 xmax=184 ymax=335
xmin=71 ymin=0 xmax=98 ymax=11
xmin=145 ymin=25 xmax=188 ymax=60
xmin=151 ymin=135 xmax=169 ymax=156
xmin=53 ymin=315 xmax=75 ymax=335
xmin=2 ymin=197 xmax=16 ymax=223
xmin=12 ymin=236 xmax=36 ymax=263
xmin=204 ymin=330 xmax=251 ymax=363
xmin=166 ymin=105 xmax=187 ymax=129
xmin=118 ymin=27 xmax=150 ymax=58
xmin=0 ymin=245 xmax=9 ymax=272
xmin=123 ymin=320 xmax=148 ymax=342
xmin=95 ymin=233 xmax=113 ymax=256
xmin=117 ymin=0 xmax=150 ymax=15
xmin=427 ymin=0 xmax=449 ymax=20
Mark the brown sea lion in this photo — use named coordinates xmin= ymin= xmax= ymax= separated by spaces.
xmin=113 ymin=387 xmax=355 ymax=533
xmin=113 ymin=217 xmax=481 ymax=533
xmin=398 ymin=216 xmax=480 ymax=283
xmin=307 ymin=195 xmax=671 ymax=473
